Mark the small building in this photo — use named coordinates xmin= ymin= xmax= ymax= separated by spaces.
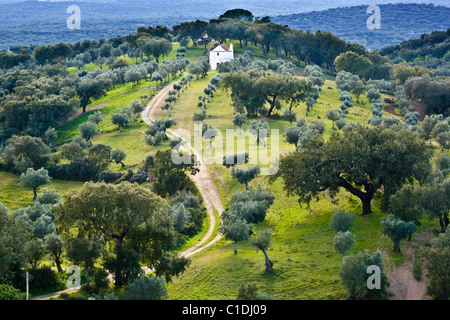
xmin=209 ymin=43 xmax=234 ymax=71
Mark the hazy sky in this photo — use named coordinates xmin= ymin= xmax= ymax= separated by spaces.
xmin=1 ymin=0 xmax=449 ymax=13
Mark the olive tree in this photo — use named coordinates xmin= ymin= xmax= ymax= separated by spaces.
xmin=329 ymin=209 xmax=357 ymax=233
xmin=45 ymin=127 xmax=57 ymax=151
xmin=249 ymin=120 xmax=270 ymax=146
xmin=326 ymin=109 xmax=341 ymax=130
xmin=381 ymin=215 xmax=417 ymax=252
xmin=88 ymin=111 xmax=104 ymax=130
xmin=251 ymin=229 xmax=274 ymax=273
xmin=283 ymin=109 xmax=297 ymax=127
xmin=340 ymin=250 xmax=389 ymax=299
xmin=111 ymin=112 xmax=129 ymax=132
xmin=76 ymin=78 xmax=111 ymax=113
xmin=145 ymin=131 xmax=165 ymax=151
xmin=231 ymin=165 xmax=260 ymax=190
xmin=284 ymin=126 xmax=302 ymax=151
xmin=334 ymin=231 xmax=355 ymax=256
xmin=20 ymin=167 xmax=51 ymax=200
xmin=111 ymin=148 xmax=127 ymax=167
xmin=79 ymin=121 xmax=99 ymax=143
xmin=232 ymin=113 xmax=247 ymax=134
xmin=220 ymin=211 xmax=253 ymax=254
xmin=44 ymin=233 xmax=64 ymax=272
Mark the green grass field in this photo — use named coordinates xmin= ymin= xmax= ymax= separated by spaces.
xmin=60 ymin=47 xmax=438 ymax=299
xmin=148 ymin=67 xmax=411 ymax=300
xmin=1 ymin=43 xmax=440 ymax=300
xmin=167 ymin=176 xmax=396 ymax=300
xmin=0 ymin=170 xmax=85 ymax=211
xmin=1 ymin=45 xmax=207 ymax=211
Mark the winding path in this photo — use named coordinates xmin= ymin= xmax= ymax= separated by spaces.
xmin=33 ymin=81 xmax=224 ymax=300
xmin=142 ymin=82 xmax=224 ymax=258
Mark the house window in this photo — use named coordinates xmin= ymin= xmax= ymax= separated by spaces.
xmin=217 ymin=53 xmax=220 ymax=56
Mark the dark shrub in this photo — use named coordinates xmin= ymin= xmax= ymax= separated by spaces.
xmin=99 ymin=170 xmax=123 ymax=183
xmin=47 ymin=157 xmax=98 ymax=181
xmin=29 ymin=266 xmax=63 ymax=293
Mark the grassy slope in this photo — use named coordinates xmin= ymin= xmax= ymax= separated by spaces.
xmin=59 ymin=42 xmax=418 ymax=300
xmin=0 ymin=170 xmax=84 ymax=211
xmin=56 ymin=44 xmax=206 ymax=166
xmin=167 ymin=187 xmax=390 ymax=300
xmin=154 ymin=50 xmax=435 ymax=299
xmin=0 ymin=43 xmax=439 ymax=300
xmin=0 ymin=44 xmax=205 ymax=211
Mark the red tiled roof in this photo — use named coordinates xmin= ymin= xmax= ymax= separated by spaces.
xmin=219 ymin=44 xmax=230 ymax=52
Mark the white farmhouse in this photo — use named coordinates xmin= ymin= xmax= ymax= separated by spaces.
xmin=209 ymin=43 xmax=234 ymax=71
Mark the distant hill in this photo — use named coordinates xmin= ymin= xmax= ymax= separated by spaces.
xmin=0 ymin=2 xmax=449 ymax=50
xmin=0 ymin=0 xmax=212 ymax=50
xmin=271 ymin=3 xmax=450 ymax=50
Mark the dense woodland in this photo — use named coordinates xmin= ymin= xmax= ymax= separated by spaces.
xmin=380 ymin=29 xmax=450 ymax=76
xmin=273 ymin=3 xmax=450 ymax=50
xmin=0 ymin=7 xmax=449 ymax=301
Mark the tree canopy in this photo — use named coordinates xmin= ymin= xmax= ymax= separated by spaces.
xmin=276 ymin=125 xmax=432 ymax=215
xmin=55 ymin=182 xmax=189 ymax=285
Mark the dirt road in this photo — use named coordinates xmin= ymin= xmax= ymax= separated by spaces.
xmin=386 ymin=231 xmax=431 ymax=300
xmin=33 ymin=82 xmax=225 ymax=300
xmin=142 ymin=82 xmax=224 ymax=258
